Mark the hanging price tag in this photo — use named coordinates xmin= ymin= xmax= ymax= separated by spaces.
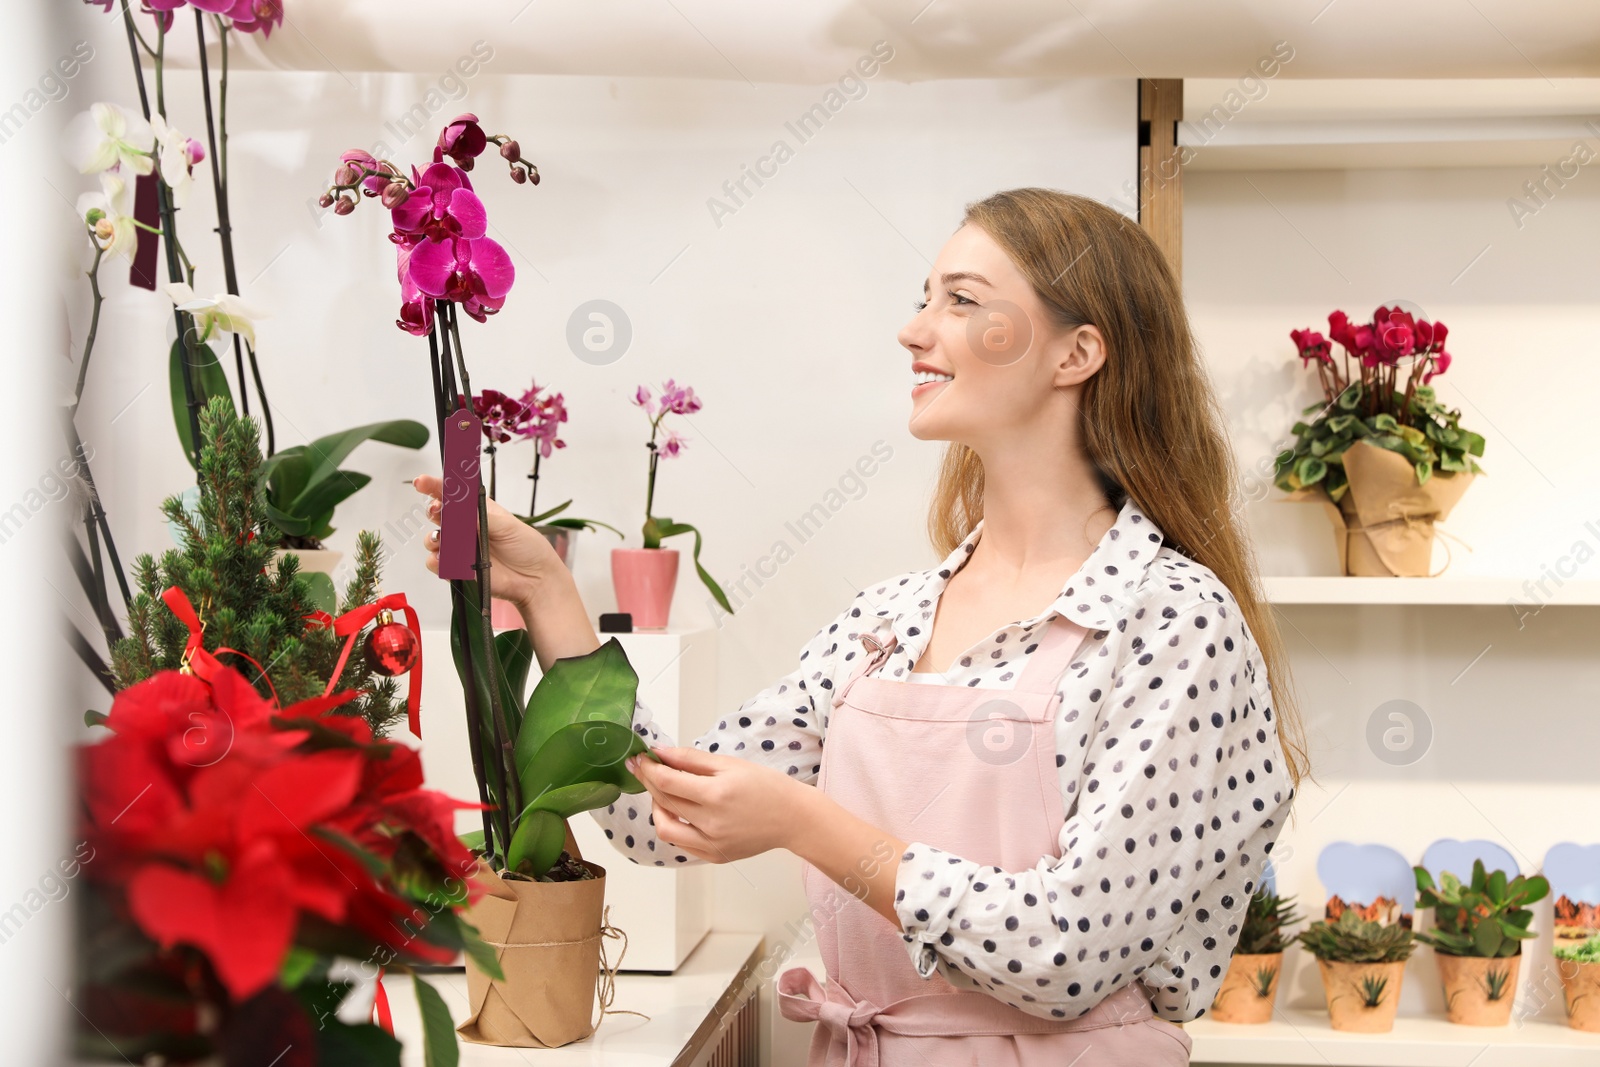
xmin=440 ymin=403 xmax=482 ymax=581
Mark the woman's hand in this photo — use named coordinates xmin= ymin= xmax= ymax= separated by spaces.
xmin=625 ymin=746 xmax=813 ymax=863
xmin=412 ymin=474 xmax=563 ymax=609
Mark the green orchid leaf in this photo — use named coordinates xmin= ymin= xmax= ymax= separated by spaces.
xmin=449 ymin=579 xmax=525 ymax=762
xmin=300 ymin=571 xmax=337 ymax=615
xmin=497 ymin=629 xmax=535 ymax=710
xmin=289 ymin=469 xmax=372 ymax=531
xmin=301 ymin=419 xmax=430 ymax=489
xmin=261 ymin=445 xmax=313 ymax=507
xmin=412 ymin=974 xmax=459 ymax=1067
xmin=527 ymin=499 xmax=574 ymax=524
xmin=505 ymin=808 xmax=567 ymax=877
xmin=458 ymin=829 xmax=486 ymax=853
xmin=170 ymin=337 xmax=235 ymax=470
xmin=515 ymin=638 xmax=639 ymax=777
xmin=649 ymin=519 xmax=733 ymax=614
xmin=518 ymin=781 xmax=624 ymax=822
xmin=517 ymin=719 xmax=652 ymax=807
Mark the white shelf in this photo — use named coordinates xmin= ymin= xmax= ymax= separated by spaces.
xmin=380 ymin=931 xmax=763 ymax=1065
xmin=1187 ymin=1008 xmax=1600 ymax=1066
xmin=1262 ymin=576 xmax=1600 ymax=607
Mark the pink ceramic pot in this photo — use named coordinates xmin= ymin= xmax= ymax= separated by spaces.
xmin=611 ymin=548 xmax=679 ymax=630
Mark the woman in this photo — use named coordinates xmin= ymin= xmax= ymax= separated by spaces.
xmin=416 ymin=188 xmax=1308 ymax=1065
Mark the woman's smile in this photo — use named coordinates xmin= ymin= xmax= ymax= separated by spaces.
xmin=911 ymin=361 xmax=954 ymax=396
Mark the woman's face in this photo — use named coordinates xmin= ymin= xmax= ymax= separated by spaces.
xmin=898 ymin=223 xmax=1095 ymax=448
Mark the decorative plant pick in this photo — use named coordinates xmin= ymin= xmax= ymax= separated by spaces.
xmin=631 ymin=380 xmax=733 ymax=613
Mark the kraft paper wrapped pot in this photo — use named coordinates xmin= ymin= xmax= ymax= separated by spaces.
xmin=1558 ymin=955 xmax=1600 ymax=1032
xmin=1317 ymin=959 xmax=1406 ymax=1033
xmin=1434 ymin=952 xmax=1520 ymax=1026
xmin=1312 ymin=441 xmax=1474 ymax=576
xmin=457 ymin=825 xmax=633 ymax=1048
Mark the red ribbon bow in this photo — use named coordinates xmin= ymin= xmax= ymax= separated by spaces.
xmin=160 ymin=587 xmax=281 ymax=705
xmin=311 ymin=593 xmax=424 ymax=739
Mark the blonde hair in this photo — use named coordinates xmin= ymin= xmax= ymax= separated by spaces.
xmin=929 ymin=188 xmax=1309 ymax=792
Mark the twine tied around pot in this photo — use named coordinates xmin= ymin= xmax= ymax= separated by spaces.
xmin=1335 ymin=500 xmax=1475 ymax=577
xmin=481 ymin=905 xmax=651 ymax=1033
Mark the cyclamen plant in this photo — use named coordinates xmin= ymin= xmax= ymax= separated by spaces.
xmin=1274 ymin=305 xmax=1485 ymax=503
xmin=633 ymin=380 xmax=733 ymax=614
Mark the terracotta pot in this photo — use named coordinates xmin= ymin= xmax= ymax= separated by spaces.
xmin=457 ymin=828 xmax=609 ymax=1048
xmin=611 ymin=548 xmax=679 ymax=630
xmin=1435 ymin=951 xmax=1519 ymax=1026
xmin=1316 ymin=958 xmax=1407 ymax=1033
xmin=1558 ymin=956 xmax=1600 ymax=1032
xmin=1209 ymin=952 xmax=1283 ymax=1023
xmin=1318 ymin=441 xmax=1474 ymax=576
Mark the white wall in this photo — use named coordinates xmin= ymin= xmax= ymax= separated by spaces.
xmin=1187 ymin=163 xmax=1600 ymax=1027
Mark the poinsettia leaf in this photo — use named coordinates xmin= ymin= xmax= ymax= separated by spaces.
xmin=412 ymin=974 xmax=459 ymax=1067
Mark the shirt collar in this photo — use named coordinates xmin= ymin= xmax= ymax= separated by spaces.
xmin=909 ymin=496 xmax=1168 ymax=636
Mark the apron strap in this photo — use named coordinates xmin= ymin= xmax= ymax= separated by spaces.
xmin=835 ymin=632 xmax=897 ymax=705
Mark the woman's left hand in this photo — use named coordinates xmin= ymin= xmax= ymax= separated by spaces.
xmin=625 ymin=746 xmax=810 ymax=863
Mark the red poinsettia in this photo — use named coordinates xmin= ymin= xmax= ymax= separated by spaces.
xmin=80 ymin=667 xmax=482 ymax=1001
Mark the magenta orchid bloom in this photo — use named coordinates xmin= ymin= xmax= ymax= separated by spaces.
xmin=406 ymin=235 xmax=514 ymax=322
xmin=516 ymin=384 xmax=568 ymax=458
xmin=437 ymin=114 xmax=488 ymax=169
xmin=471 ymin=389 xmax=529 ymax=444
xmin=659 ymin=429 xmax=686 ymax=458
xmin=394 ymin=239 xmax=435 ymax=337
xmin=103 ymin=0 xmax=283 ymax=35
xmin=657 ymin=379 xmax=702 ymax=415
xmin=392 ymin=162 xmax=487 ymax=244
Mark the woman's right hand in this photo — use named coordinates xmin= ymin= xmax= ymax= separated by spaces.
xmin=412 ymin=474 xmax=566 ymax=609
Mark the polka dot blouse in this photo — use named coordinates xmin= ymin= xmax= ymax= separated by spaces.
xmin=592 ymin=497 xmax=1295 ymax=1024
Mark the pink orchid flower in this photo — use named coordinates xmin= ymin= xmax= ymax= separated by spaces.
xmin=406 ymin=235 xmax=514 ymax=322
xmin=391 ymin=162 xmax=486 ymax=244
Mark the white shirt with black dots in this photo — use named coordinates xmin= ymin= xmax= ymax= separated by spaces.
xmin=592 ymin=497 xmax=1295 ymax=1024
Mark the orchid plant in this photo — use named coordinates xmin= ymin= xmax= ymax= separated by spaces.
xmin=1274 ymin=305 xmax=1485 ymax=503
xmin=632 ymin=381 xmax=733 ymax=614
xmin=66 ymin=1 xmax=288 ymax=694
xmin=326 ymin=115 xmax=657 ymax=881
xmin=471 ymin=381 xmax=620 ymax=538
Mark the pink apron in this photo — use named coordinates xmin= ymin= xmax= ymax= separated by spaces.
xmin=777 ymin=617 xmax=1194 ymax=1066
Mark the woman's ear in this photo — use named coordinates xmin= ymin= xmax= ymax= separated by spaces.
xmin=1052 ymin=323 xmax=1107 ymax=389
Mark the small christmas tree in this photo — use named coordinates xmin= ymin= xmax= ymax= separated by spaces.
xmin=111 ymin=397 xmax=406 ymax=736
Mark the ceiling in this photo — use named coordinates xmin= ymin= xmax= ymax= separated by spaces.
xmin=211 ymin=0 xmax=1600 ymax=81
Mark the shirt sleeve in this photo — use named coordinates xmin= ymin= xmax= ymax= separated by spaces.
xmin=589 ymin=593 xmax=870 ymax=867
xmin=891 ymin=595 xmax=1295 ymax=1022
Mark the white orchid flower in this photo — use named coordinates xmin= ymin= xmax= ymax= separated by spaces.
xmin=164 ymin=282 xmax=269 ymax=349
xmin=76 ymin=170 xmax=139 ymax=261
xmin=67 ymin=102 xmax=154 ymax=176
xmin=150 ymin=113 xmax=205 ymax=208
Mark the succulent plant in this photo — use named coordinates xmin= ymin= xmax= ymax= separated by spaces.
xmin=1237 ymin=889 xmax=1302 ymax=955
xmin=1297 ymin=909 xmax=1417 ymax=964
xmin=1414 ymin=860 xmax=1549 ymax=958
xmin=1555 ymin=935 xmax=1600 ymax=964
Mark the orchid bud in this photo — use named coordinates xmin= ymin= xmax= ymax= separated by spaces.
xmin=318 ymin=192 xmax=335 ymax=209
xmin=500 ymin=140 xmax=521 ymax=162
xmin=381 ymin=181 xmax=410 ymax=209
xmin=509 ymin=167 xmax=526 ymax=184
xmin=94 ymin=218 xmax=116 ymax=243
xmin=84 ymin=207 xmax=106 ymax=226
xmin=183 ymin=137 xmax=206 ymax=168
xmin=333 ymin=196 xmax=356 ymax=216
xmin=334 ymin=163 xmax=358 ymax=186
xmin=527 ymin=165 xmax=541 ymax=186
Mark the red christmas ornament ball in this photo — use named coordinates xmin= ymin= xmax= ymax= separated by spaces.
xmin=365 ymin=611 xmax=419 ymax=676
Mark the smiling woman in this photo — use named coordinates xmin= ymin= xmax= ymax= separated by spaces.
xmin=421 ymin=187 xmax=1307 ymax=1067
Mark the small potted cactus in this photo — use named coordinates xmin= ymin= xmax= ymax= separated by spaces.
xmin=1297 ymin=910 xmax=1416 ymax=1032
xmin=1555 ymin=934 xmax=1600 ymax=1033
xmin=1414 ymin=860 xmax=1548 ymax=1026
xmin=1210 ymin=889 xmax=1301 ymax=1023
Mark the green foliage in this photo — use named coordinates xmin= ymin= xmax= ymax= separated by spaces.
xmin=642 ymin=514 xmax=733 ymax=613
xmin=260 ymin=419 xmax=429 ymax=546
xmin=1236 ymin=889 xmax=1302 ymax=955
xmin=169 ymin=337 xmax=234 ymax=470
xmin=1555 ymin=935 xmax=1600 ymax=964
xmin=111 ymin=397 xmax=407 ymax=737
xmin=413 ymin=974 xmax=458 ymax=1067
xmin=1359 ymin=973 xmax=1390 ymax=1008
xmin=1480 ymin=964 xmax=1512 ymax=1001
xmin=523 ymin=499 xmax=623 ymax=538
xmin=1296 ymin=910 xmax=1417 ymax=964
xmin=1414 ymin=860 xmax=1549 ymax=958
xmin=1273 ymin=382 xmax=1485 ymax=502
xmin=1251 ymin=964 xmax=1278 ymax=998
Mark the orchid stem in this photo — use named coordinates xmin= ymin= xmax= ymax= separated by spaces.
xmin=72 ymin=246 xmax=105 ymax=413
xmin=527 ymin=451 xmax=540 ymax=518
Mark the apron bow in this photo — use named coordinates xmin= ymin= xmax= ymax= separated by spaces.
xmin=778 ymin=967 xmax=886 ymax=1067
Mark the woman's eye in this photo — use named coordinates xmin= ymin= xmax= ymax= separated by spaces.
xmin=949 ymin=291 xmax=975 ymax=305
xmin=912 ymin=299 xmax=928 ymax=311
